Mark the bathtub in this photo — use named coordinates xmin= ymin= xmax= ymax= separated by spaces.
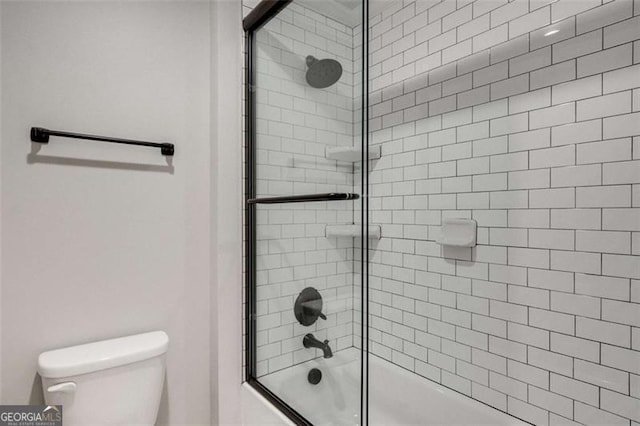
xmin=251 ymin=347 xmax=528 ymax=425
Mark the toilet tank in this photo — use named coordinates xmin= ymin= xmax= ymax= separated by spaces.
xmin=38 ymin=331 xmax=169 ymax=426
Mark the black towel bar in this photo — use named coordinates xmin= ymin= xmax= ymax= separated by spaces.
xmin=30 ymin=127 xmax=175 ymax=156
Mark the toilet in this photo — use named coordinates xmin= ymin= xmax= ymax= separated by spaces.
xmin=37 ymin=331 xmax=169 ymax=426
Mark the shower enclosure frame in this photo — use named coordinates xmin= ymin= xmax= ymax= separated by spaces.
xmin=243 ymin=0 xmax=369 ymax=424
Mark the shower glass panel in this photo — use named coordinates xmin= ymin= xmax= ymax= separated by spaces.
xmin=366 ymin=0 xmax=640 ymax=425
xmin=245 ymin=1 xmax=367 ymax=424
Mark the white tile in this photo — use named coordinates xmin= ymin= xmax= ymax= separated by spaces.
xmin=458 ymin=14 xmax=491 ymax=41
xmin=577 ymin=317 xmax=631 ymax=347
xmin=509 ymin=169 xmax=550 ymax=189
xmin=551 ymin=119 xmax=602 ymax=146
xmin=508 ymin=7 xmax=550 ymax=39
xmin=473 ymin=99 xmax=509 ymax=121
xmin=575 ymin=401 xmax=631 ymax=426
xmin=551 ymin=164 xmax=602 ymax=187
xmin=505 ymin=361 xmax=547 ymax=392
xmin=509 ymin=128 xmax=551 ymax=152
xmin=551 ymin=332 xmax=600 ymax=362
xmin=473 ymin=0 xmax=508 ymax=18
xmin=474 ymin=62 xmax=509 ymax=86
xmin=429 ymin=29 xmax=457 ymax=53
xmin=531 ymin=102 xmax=576 ymax=129
xmin=490 ymin=228 xmax=527 ymax=246
xmin=551 ymin=250 xmax=601 ymax=274
xmin=601 ymin=389 xmax=640 ymax=422
xmin=508 ymin=287 xmax=550 ymax=309
xmin=578 ymin=44 xmax=634 ymax=78
xmin=531 ymin=145 xmax=575 ymax=169
xmin=603 ymin=253 xmax=640 ymax=279
xmin=576 ymin=186 xmax=631 ymax=208
xmin=490 ymin=151 xmax=529 ymax=172
xmin=509 ymin=209 xmax=550 ymax=228
xmin=490 ymin=34 xmax=530 ymax=64
xmin=575 ymin=273 xmax=631 ymax=301
xmin=473 ymin=24 xmax=510 ymax=54
xmin=604 ymin=160 xmax=640 ymax=185
xmin=577 ymin=138 xmax=632 ymax=164
xmin=604 ymin=15 xmax=640 ymax=48
xmin=529 ymin=307 xmax=575 ymax=334
xmin=472 ymin=135 xmax=507 ymax=156
xmin=458 ymin=86 xmax=491 ymax=109
xmin=443 ymin=4 xmax=473 ymax=31
xmin=528 ymin=346 xmax=573 ymax=376
xmin=604 ymin=64 xmax=640 ymax=94
xmin=529 ymin=229 xmax=574 ymax=250
xmin=443 ymin=39 xmax=473 ymax=64
xmin=602 ymin=299 xmax=640 ymax=326
xmin=528 ymin=385 xmax=573 ymax=418
xmin=604 ymin=112 xmax=640 ymax=139
xmin=509 ymin=88 xmax=551 ymax=114
xmin=531 ymin=60 xmax=577 ymax=90
xmin=491 ymin=74 xmax=530 ymax=100
xmin=576 ymin=230 xmax=631 ymax=254
xmin=553 ymin=29 xmax=603 ymax=63
xmin=428 ymin=0 xmax=457 ymax=23
xmin=507 ymin=397 xmax=549 ymax=426
xmin=489 ymin=113 xmax=529 ymax=136
xmin=529 ymin=268 xmax=574 ymax=292
xmin=551 ymin=208 xmax=601 ymax=230
xmin=602 ymin=343 xmax=640 ymax=374
xmin=551 ymin=0 xmax=601 ymax=22
xmin=489 ymin=335 xmax=527 ymax=361
xmin=574 ymin=359 xmax=629 ymax=394
xmin=577 ymin=0 xmax=634 ymax=34
xmin=508 ymin=247 xmax=550 ymax=268
xmin=550 ymin=373 xmax=599 ymax=406
xmin=530 ymin=16 xmax=576 ymax=50
xmin=492 ymin=0 xmax=529 ymax=27
xmin=603 ymin=208 xmax=640 ymax=231
xmin=473 ymin=173 xmax=508 ymax=191
xmin=490 ymin=371 xmax=527 ymax=400
xmin=577 ymin=91 xmax=632 ymax=121
xmin=530 ymin=188 xmax=575 ymax=208
xmin=552 ymin=75 xmax=602 ymax=105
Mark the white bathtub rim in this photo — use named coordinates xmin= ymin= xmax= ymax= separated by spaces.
xmin=241 ymin=382 xmax=296 ymax=426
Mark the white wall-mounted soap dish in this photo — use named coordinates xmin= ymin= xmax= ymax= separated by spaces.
xmin=436 ymin=219 xmax=477 ymax=247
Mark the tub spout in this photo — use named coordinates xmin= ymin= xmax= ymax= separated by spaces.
xmin=303 ymin=333 xmax=333 ymax=358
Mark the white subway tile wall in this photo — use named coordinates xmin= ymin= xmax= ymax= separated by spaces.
xmin=366 ymin=0 xmax=640 ymax=425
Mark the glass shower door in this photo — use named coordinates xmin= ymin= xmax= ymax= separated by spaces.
xmin=245 ymin=1 xmax=367 ymax=424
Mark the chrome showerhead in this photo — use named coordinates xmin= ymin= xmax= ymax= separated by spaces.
xmin=305 ymin=55 xmax=342 ymax=88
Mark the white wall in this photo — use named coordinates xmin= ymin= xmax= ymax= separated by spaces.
xmin=0 ymin=2 xmax=212 ymax=424
xmin=211 ymin=0 xmax=244 ymax=424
